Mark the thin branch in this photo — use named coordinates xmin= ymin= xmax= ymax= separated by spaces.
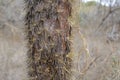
xmin=97 ymin=7 xmax=120 ymax=30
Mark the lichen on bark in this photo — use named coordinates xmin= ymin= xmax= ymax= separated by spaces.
xmin=25 ymin=0 xmax=72 ymax=80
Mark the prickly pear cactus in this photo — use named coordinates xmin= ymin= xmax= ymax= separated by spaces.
xmin=25 ymin=0 xmax=72 ymax=80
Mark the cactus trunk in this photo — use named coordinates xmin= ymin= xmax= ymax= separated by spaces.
xmin=25 ymin=0 xmax=72 ymax=80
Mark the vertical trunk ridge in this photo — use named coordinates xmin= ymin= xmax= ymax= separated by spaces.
xmin=25 ymin=0 xmax=72 ymax=80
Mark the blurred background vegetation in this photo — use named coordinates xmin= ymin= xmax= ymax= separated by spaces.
xmin=0 ymin=0 xmax=120 ymax=80
xmin=0 ymin=0 xmax=27 ymax=80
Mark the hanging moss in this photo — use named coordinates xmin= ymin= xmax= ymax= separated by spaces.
xmin=25 ymin=0 xmax=72 ymax=80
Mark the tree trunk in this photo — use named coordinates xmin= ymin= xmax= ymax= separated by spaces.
xmin=25 ymin=0 xmax=72 ymax=80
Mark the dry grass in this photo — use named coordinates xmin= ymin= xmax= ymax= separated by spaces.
xmin=70 ymin=2 xmax=120 ymax=80
xmin=0 ymin=0 xmax=120 ymax=80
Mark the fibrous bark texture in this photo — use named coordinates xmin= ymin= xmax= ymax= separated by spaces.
xmin=25 ymin=0 xmax=72 ymax=80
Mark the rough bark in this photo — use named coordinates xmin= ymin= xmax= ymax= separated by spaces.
xmin=25 ymin=0 xmax=72 ymax=80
